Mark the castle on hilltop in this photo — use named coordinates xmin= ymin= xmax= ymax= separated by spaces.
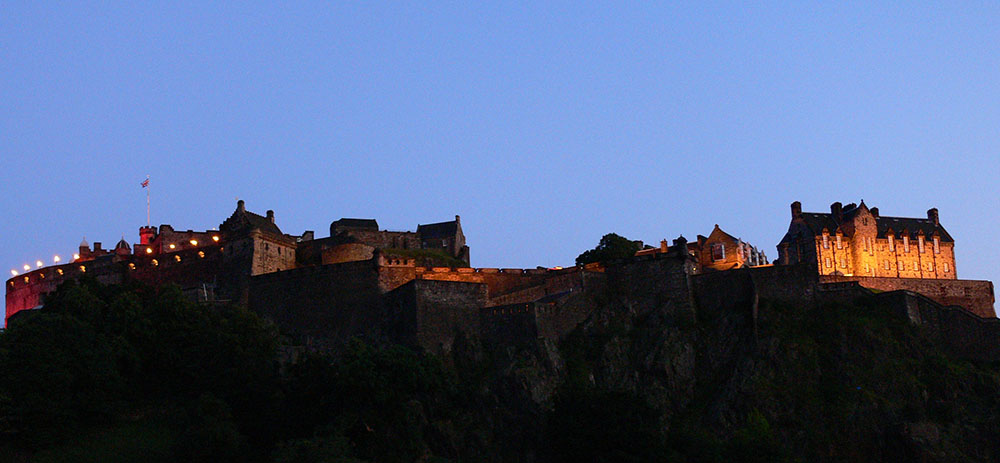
xmin=5 ymin=199 xmax=996 ymax=355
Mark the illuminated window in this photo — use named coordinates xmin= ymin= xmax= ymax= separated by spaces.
xmin=57 ymin=269 xmax=63 ymax=275
xmin=198 ymin=251 xmax=205 ymax=258
xmin=190 ymin=240 xmax=198 ymax=246
xmin=918 ymin=236 xmax=924 ymax=253
xmin=836 ymin=235 xmax=842 ymax=249
xmin=888 ymin=236 xmax=895 ymax=252
xmin=212 ymin=236 xmax=220 ymax=242
xmin=23 ymin=276 xmax=29 ymax=283
xmin=822 ymin=234 xmax=829 ymax=249
xmin=944 ymin=262 xmax=950 ymax=273
xmin=146 ymin=247 xmax=153 ymax=254
xmin=903 ymin=236 xmax=909 ymax=253
xmin=825 ymin=257 xmax=831 ymax=268
xmin=711 ymin=244 xmax=725 ymax=261
xmin=79 ymin=266 xmax=86 ymax=273
xmin=169 ymin=244 xmax=176 ymax=249
xmin=152 ymin=259 xmax=159 ymax=266
xmin=174 ymin=255 xmax=181 ymax=262
xmin=933 ymin=237 xmax=940 ymax=254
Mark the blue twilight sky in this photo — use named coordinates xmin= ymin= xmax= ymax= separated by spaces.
xmin=2 ymin=3 xmax=999 ymax=289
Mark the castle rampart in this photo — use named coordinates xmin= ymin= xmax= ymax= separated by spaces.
xmin=818 ymin=274 xmax=995 ymax=318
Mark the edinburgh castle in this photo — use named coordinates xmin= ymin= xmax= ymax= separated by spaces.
xmin=6 ymin=200 xmax=997 ymax=357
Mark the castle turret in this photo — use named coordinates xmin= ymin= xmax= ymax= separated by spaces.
xmin=139 ymin=226 xmax=157 ymax=245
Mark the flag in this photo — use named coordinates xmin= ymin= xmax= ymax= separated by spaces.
xmin=141 ymin=178 xmax=149 ymax=188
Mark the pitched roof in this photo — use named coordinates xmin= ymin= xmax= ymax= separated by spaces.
xmin=332 ymin=218 xmax=379 ymax=230
xmin=219 ymin=204 xmax=283 ymax=235
xmin=417 ymin=220 xmax=459 ymax=239
xmin=782 ymin=206 xmax=953 ymax=243
xmin=877 ymin=216 xmax=954 ymax=241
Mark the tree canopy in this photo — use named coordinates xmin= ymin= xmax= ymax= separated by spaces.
xmin=575 ymin=233 xmax=645 ymax=266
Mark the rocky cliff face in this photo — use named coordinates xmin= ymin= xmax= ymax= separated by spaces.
xmin=442 ymin=280 xmax=1000 ymax=462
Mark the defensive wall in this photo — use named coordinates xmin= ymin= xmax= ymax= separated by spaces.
xmin=480 ymin=290 xmax=596 ymax=346
xmin=872 ymin=290 xmax=1000 ymax=362
xmin=6 ymin=245 xmax=227 ymax=321
xmin=605 ymin=251 xmax=698 ymax=321
xmin=818 ymin=275 xmax=995 ymax=318
xmin=248 ymin=260 xmax=384 ymax=348
xmin=384 ymin=279 xmax=486 ymax=354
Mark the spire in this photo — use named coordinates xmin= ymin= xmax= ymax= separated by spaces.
xmin=79 ymin=236 xmax=89 ymax=249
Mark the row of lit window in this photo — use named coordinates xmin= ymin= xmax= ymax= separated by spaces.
xmin=145 ymin=236 xmax=220 ymax=255
xmin=11 ymin=250 xmax=216 ymax=286
xmin=821 ymin=235 xmax=941 ymax=255
xmin=824 ymin=257 xmax=950 ymax=273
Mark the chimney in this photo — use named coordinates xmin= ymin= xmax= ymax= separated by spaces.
xmin=660 ymin=239 xmax=668 ymax=253
xmin=791 ymin=201 xmax=802 ymax=219
xmin=237 ymin=200 xmax=245 ymax=213
xmin=94 ymin=242 xmax=103 ymax=252
xmin=870 ymin=207 xmax=879 ymax=218
xmin=266 ymin=210 xmax=275 ymax=223
xmin=455 ymin=215 xmax=461 ymax=224
xmin=927 ymin=208 xmax=939 ymax=226
xmin=830 ymin=202 xmax=843 ymax=221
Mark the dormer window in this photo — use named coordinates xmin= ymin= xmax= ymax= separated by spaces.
xmin=918 ymin=236 xmax=925 ymax=253
xmin=888 ymin=235 xmax=895 ymax=252
xmin=933 ymin=237 xmax=940 ymax=254
xmin=836 ymin=235 xmax=842 ymax=249
xmin=903 ymin=235 xmax=909 ymax=252
xmin=822 ymin=233 xmax=829 ymax=249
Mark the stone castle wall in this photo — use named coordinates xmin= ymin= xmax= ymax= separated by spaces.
xmin=248 ymin=260 xmax=384 ymax=347
xmin=819 ymin=275 xmax=995 ymax=318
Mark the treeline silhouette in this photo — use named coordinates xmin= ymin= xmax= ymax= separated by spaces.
xmin=0 ymin=278 xmax=666 ymax=462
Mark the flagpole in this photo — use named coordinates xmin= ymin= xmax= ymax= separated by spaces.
xmin=145 ymin=175 xmax=150 ymax=227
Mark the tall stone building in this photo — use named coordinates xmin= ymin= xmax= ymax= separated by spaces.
xmin=778 ymin=201 xmax=957 ymax=279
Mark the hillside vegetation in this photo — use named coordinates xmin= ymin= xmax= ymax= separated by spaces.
xmin=1 ymin=277 xmax=999 ymax=462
